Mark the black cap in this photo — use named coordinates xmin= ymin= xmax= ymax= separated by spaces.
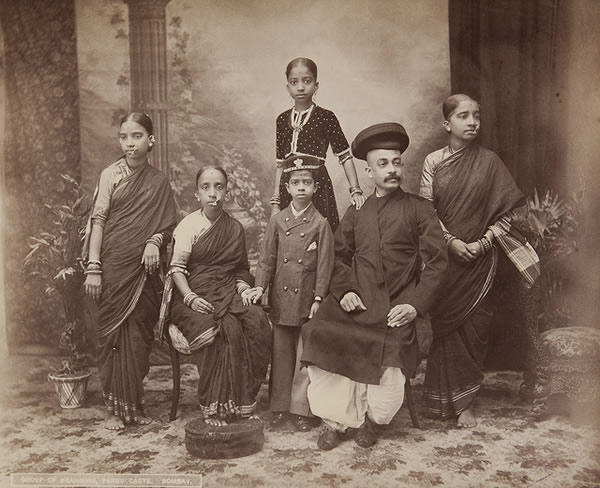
xmin=351 ymin=122 xmax=410 ymax=160
xmin=281 ymin=154 xmax=322 ymax=173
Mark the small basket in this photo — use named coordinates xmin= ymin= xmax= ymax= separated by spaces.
xmin=48 ymin=370 xmax=92 ymax=409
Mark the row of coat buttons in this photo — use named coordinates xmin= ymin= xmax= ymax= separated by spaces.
xmin=285 ymin=231 xmax=306 ymax=237
xmin=282 ymin=286 xmax=299 ymax=293
xmin=282 ymin=258 xmax=303 ymax=264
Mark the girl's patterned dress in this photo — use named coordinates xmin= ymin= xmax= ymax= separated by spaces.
xmin=276 ymin=104 xmax=351 ymax=232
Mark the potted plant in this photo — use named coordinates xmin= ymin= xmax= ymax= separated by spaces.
xmin=23 ymin=174 xmax=92 ymax=408
xmin=526 ymin=187 xmax=582 ymax=330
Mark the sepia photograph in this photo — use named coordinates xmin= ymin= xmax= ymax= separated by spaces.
xmin=1 ymin=0 xmax=599 ymax=486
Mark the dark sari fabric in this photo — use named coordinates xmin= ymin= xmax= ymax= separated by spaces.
xmin=424 ymin=144 xmax=524 ymax=419
xmin=170 ymin=212 xmax=271 ymax=419
xmin=96 ymin=162 xmax=177 ymax=423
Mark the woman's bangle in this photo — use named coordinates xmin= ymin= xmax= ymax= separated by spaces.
xmin=146 ymin=235 xmax=163 ymax=249
xmin=443 ymin=231 xmax=456 ymax=243
xmin=269 ymin=194 xmax=281 ymax=206
xmin=477 ymin=239 xmax=485 ymax=255
xmin=87 ymin=259 xmax=102 ymax=267
xmin=481 ymin=236 xmax=492 ymax=252
xmin=184 ymin=292 xmax=199 ymax=308
xmin=314 ymin=295 xmax=323 ymax=303
xmin=238 ymin=284 xmax=251 ymax=295
xmin=86 ymin=262 xmax=102 ymax=274
xmin=349 ymin=186 xmax=363 ymax=195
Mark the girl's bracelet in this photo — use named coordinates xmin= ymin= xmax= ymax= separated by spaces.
xmin=349 ymin=186 xmax=363 ymax=196
xmin=339 ymin=153 xmax=353 ymax=164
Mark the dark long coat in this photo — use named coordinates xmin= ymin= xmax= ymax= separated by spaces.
xmin=301 ymin=188 xmax=448 ymax=384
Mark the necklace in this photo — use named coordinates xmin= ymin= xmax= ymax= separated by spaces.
xmin=290 ymin=104 xmax=314 ymax=153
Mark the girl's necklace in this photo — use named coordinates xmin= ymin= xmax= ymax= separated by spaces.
xmin=290 ymin=104 xmax=314 ymax=153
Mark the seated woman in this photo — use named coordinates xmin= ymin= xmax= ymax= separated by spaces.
xmin=163 ymin=165 xmax=271 ymax=426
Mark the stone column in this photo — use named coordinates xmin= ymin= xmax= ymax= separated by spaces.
xmin=123 ymin=0 xmax=170 ymax=174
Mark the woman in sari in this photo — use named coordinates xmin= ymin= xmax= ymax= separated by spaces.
xmin=164 ymin=165 xmax=271 ymax=426
xmin=84 ymin=112 xmax=177 ymax=430
xmin=420 ymin=95 xmax=541 ymax=427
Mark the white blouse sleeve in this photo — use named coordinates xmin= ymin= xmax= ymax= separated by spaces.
xmin=419 ymin=154 xmax=436 ymax=202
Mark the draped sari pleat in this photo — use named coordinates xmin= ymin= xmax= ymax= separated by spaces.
xmin=92 ymin=161 xmax=176 ymax=423
xmin=423 ymin=145 xmax=525 ymax=419
xmin=168 ymin=211 xmax=272 ymax=419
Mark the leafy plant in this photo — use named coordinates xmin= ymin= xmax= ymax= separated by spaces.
xmin=165 ymin=15 xmax=268 ymax=257
xmin=23 ymin=174 xmax=91 ymax=374
xmin=527 ymin=187 xmax=582 ymax=329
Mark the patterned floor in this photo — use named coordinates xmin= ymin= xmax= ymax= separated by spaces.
xmin=1 ymin=356 xmax=599 ymax=488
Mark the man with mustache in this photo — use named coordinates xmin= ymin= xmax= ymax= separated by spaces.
xmin=301 ymin=123 xmax=448 ymax=450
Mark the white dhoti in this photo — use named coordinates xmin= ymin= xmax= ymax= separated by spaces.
xmin=307 ymin=365 xmax=405 ymax=432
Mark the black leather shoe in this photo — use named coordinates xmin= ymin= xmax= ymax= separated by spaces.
xmin=317 ymin=426 xmax=340 ymax=450
xmin=270 ymin=411 xmax=288 ymax=427
xmin=355 ymin=418 xmax=377 ymax=448
xmin=294 ymin=415 xmax=313 ymax=432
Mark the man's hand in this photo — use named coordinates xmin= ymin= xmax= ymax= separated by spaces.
xmin=309 ymin=300 xmax=321 ymax=319
xmin=340 ymin=292 xmax=367 ymax=312
xmin=387 ymin=304 xmax=417 ymax=328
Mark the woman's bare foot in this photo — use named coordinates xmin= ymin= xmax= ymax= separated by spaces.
xmin=136 ymin=415 xmax=152 ymax=426
xmin=457 ymin=408 xmax=477 ymax=428
xmin=104 ymin=413 xmax=125 ymax=431
xmin=204 ymin=417 xmax=227 ymax=427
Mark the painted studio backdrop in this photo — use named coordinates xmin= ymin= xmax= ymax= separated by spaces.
xmin=2 ymin=0 xmax=600 ymax=364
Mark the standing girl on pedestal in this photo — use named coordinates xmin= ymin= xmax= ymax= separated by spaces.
xmin=270 ymin=57 xmax=366 ymax=232
xmin=84 ymin=112 xmax=177 ymax=431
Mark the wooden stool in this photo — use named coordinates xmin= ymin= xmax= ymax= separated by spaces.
xmin=167 ymin=331 xmax=181 ymax=421
xmin=185 ymin=418 xmax=265 ymax=458
xmin=532 ymin=326 xmax=600 ymax=419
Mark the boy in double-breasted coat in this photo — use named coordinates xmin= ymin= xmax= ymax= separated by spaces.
xmin=248 ymin=155 xmax=334 ymax=432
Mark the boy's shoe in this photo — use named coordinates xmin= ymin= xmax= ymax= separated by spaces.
xmin=355 ymin=417 xmax=377 ymax=448
xmin=294 ymin=415 xmax=314 ymax=432
xmin=317 ymin=425 xmax=340 ymax=450
xmin=270 ymin=411 xmax=289 ymax=427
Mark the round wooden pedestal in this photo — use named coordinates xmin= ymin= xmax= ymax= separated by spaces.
xmin=185 ymin=418 xmax=265 ymax=459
